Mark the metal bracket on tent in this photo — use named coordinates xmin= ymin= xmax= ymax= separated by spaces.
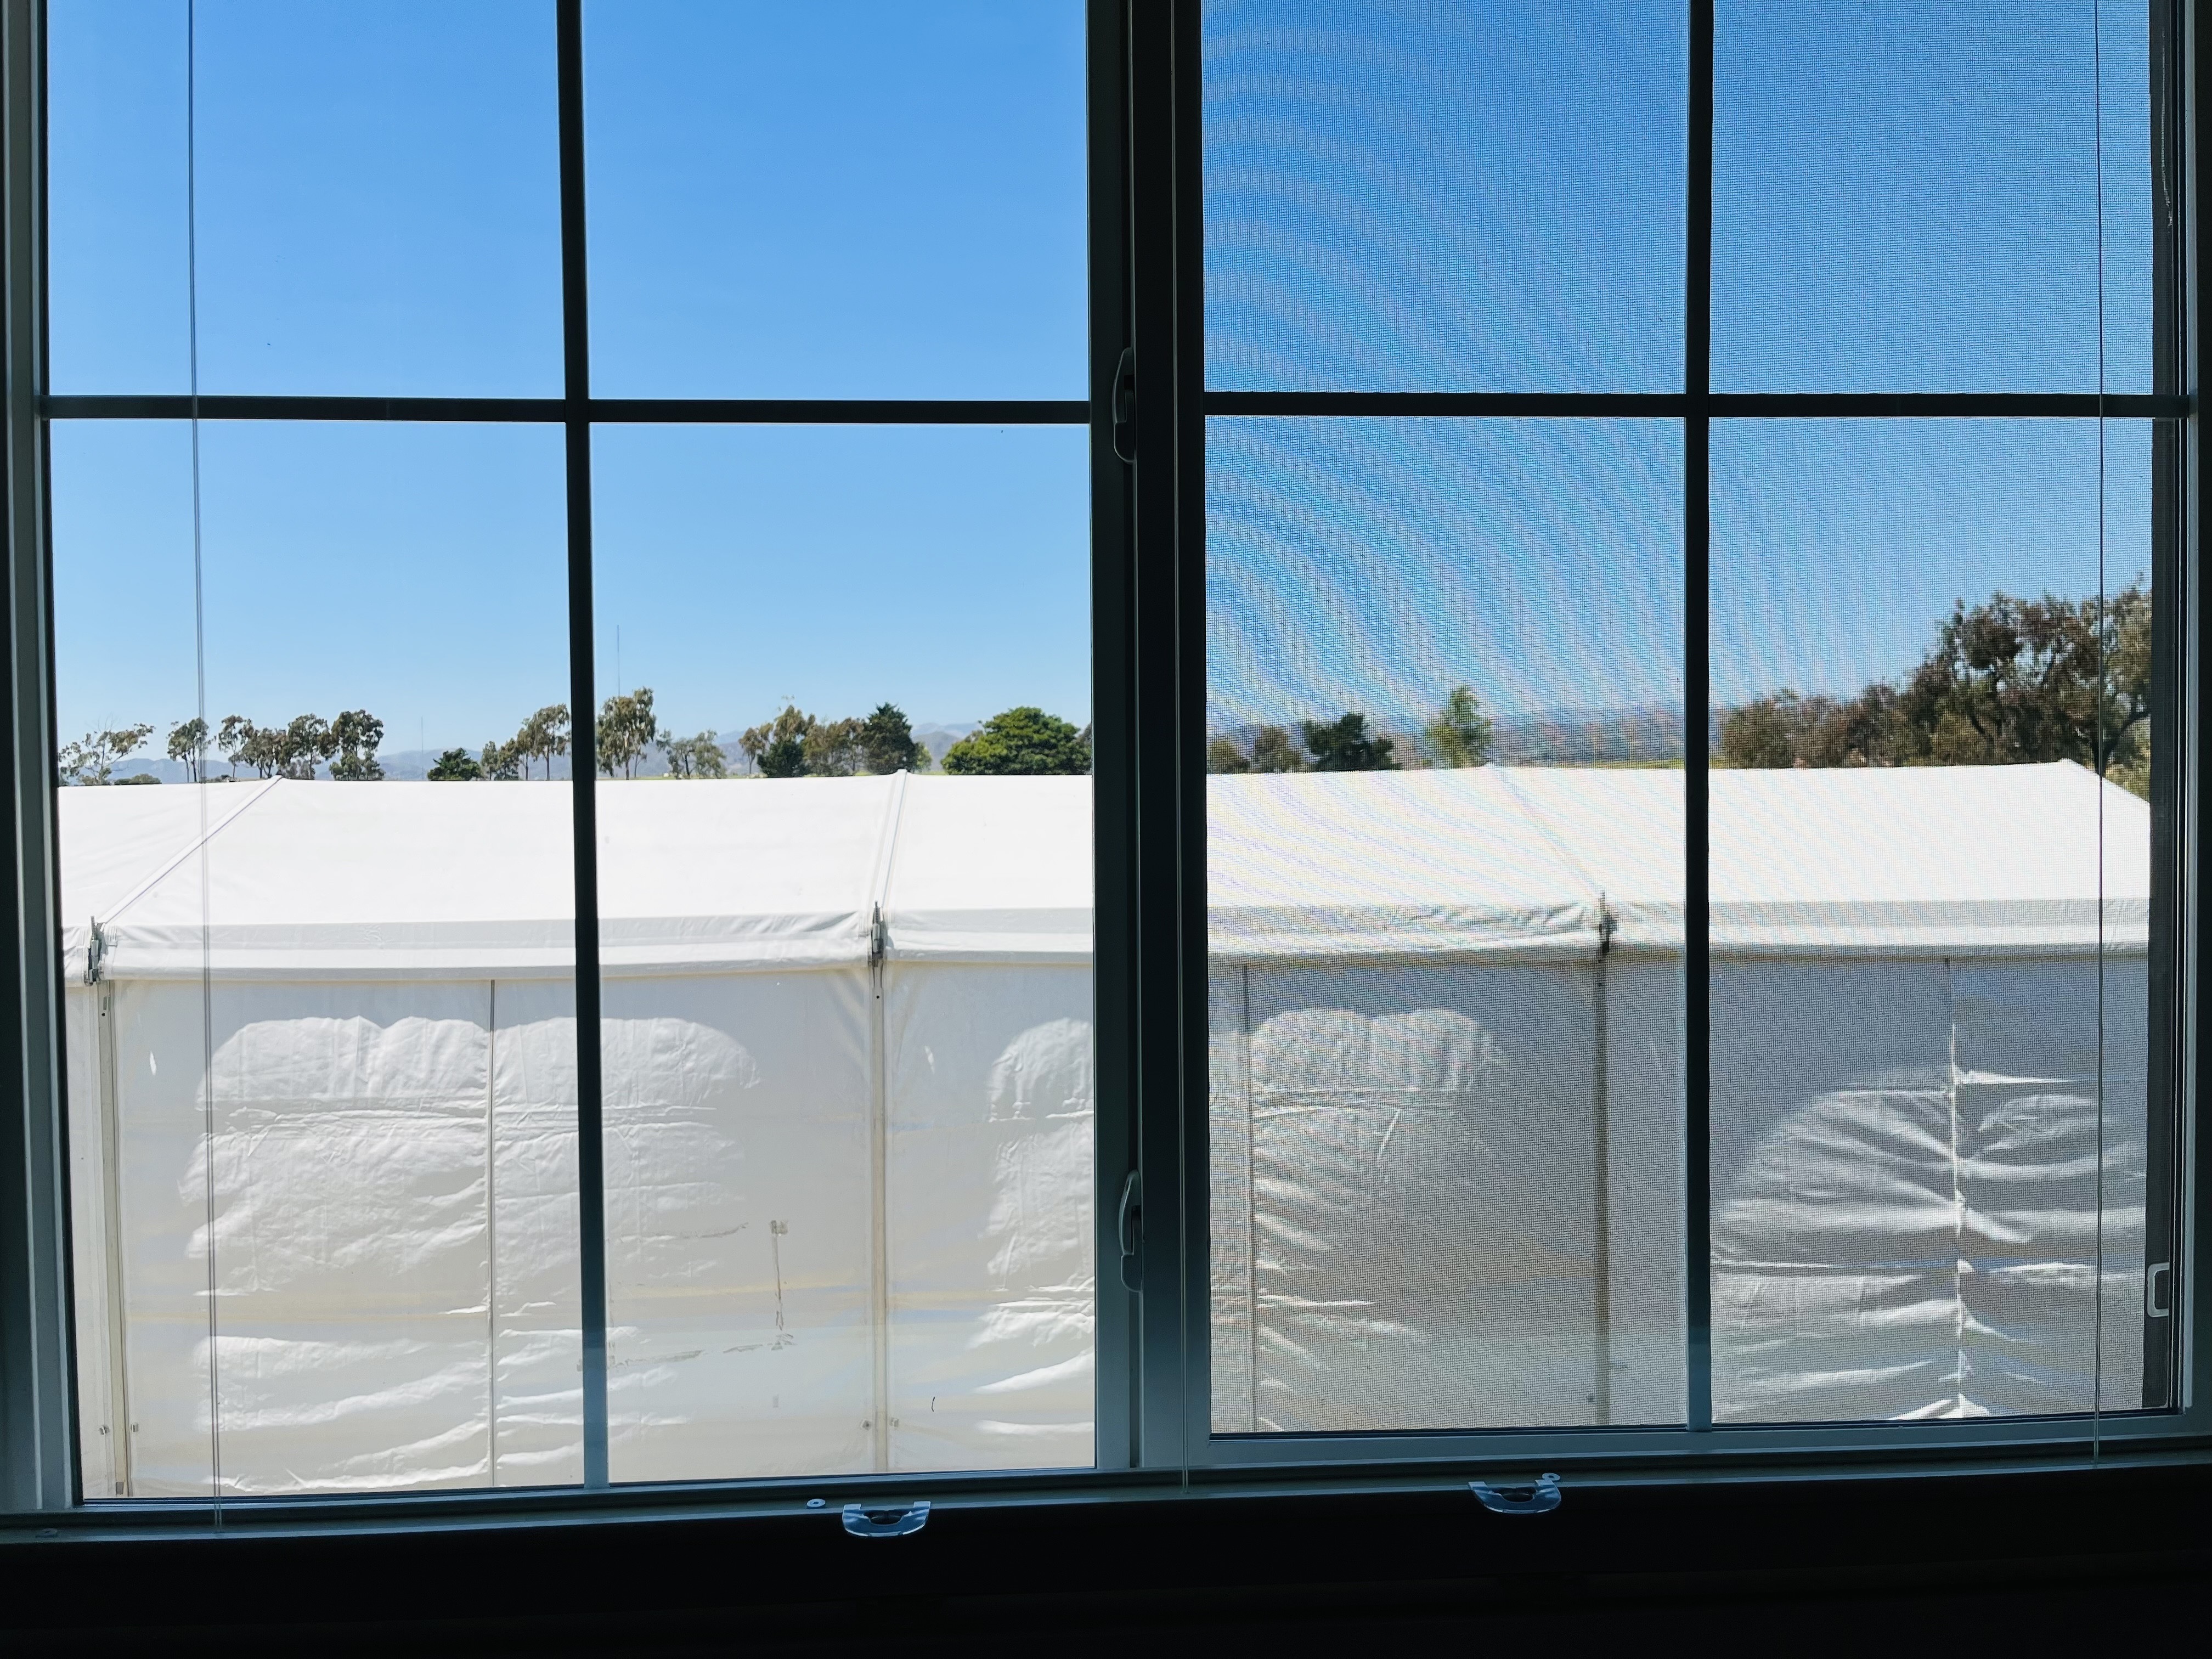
xmin=842 ymin=1499 xmax=930 ymax=1539
xmin=84 ymin=918 xmax=107 ymax=985
xmin=1117 ymin=1170 xmax=1143 ymax=1293
xmin=2146 ymin=1262 xmax=2172 ymax=1318
xmin=1470 ymin=1474 xmax=1562 ymax=1515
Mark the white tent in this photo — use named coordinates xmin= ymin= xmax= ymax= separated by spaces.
xmin=59 ymin=763 xmax=2148 ymax=1496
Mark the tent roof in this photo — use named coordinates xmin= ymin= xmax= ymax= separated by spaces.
xmin=58 ymin=763 xmax=2146 ymax=981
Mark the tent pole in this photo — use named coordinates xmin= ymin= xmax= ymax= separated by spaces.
xmin=869 ymin=915 xmax=890 ymax=1473
xmin=1242 ymin=964 xmax=1257 ymax=1434
xmin=96 ymin=980 xmax=132 ymax=1496
xmin=1593 ymin=902 xmax=1612 ymax=1427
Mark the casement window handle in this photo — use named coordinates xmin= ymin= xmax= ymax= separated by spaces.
xmin=1471 ymin=1474 xmax=1562 ymax=1515
xmin=1111 ymin=347 xmax=1137 ymax=464
xmin=843 ymin=1500 xmax=930 ymax=1538
xmin=1118 ymin=1169 xmax=1143 ymax=1293
xmin=2147 ymin=1261 xmax=2172 ymax=1318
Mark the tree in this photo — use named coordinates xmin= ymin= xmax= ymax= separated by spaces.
xmin=167 ymin=716 xmax=208 ymax=783
xmin=1206 ymin=736 xmax=1251 ymax=774
xmin=58 ymin=723 xmax=155 ymax=786
xmin=478 ymin=738 xmax=523 ymax=781
xmin=596 ymin=687 xmax=657 ymax=779
xmin=217 ymin=715 xmax=257 ymax=779
xmin=330 ymin=709 xmax=385 ymax=781
xmin=1424 ymin=685 xmax=1493 ymax=769
xmin=859 ymin=703 xmax=926 ymax=774
xmin=1718 ymin=585 xmax=2154 ymax=787
xmin=941 ymin=707 xmax=1092 ymax=775
xmin=660 ymin=730 xmax=728 ymax=779
xmin=803 ymin=716 xmax=865 ymax=776
xmin=512 ymin=704 xmax=571 ymax=780
xmin=239 ymin=724 xmax=286 ymax=779
xmin=740 ymin=704 xmax=815 ymax=778
xmin=1301 ymin=712 xmax=1397 ymax=772
xmin=428 ymin=747 xmax=484 ymax=781
xmin=275 ymin=714 xmax=337 ymax=780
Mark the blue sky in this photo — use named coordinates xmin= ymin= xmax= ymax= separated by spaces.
xmin=48 ymin=1 xmax=2158 ymax=753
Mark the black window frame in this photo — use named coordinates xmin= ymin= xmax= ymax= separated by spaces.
xmin=0 ymin=0 xmax=2203 ymax=1538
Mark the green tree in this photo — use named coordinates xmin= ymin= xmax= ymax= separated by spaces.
xmin=428 ymin=747 xmax=484 ymax=781
xmin=941 ymin=707 xmax=1092 ymax=775
xmin=479 ymin=737 xmax=523 ymax=781
xmin=58 ymin=723 xmax=155 ymax=786
xmin=167 ymin=716 xmax=208 ymax=783
xmin=859 ymin=703 xmax=927 ymax=773
xmin=1206 ymin=736 xmax=1251 ymax=774
xmin=1301 ymin=712 xmax=1397 ymax=772
xmin=276 ymin=714 xmax=337 ymax=780
xmin=596 ymin=687 xmax=658 ymax=778
xmin=1423 ymin=685 xmax=1494 ymax=769
xmin=660 ymin=730 xmax=729 ymax=779
xmin=512 ymin=704 xmax=571 ymax=780
xmin=740 ymin=704 xmax=815 ymax=778
xmin=216 ymin=715 xmax=257 ymax=779
xmin=330 ymin=709 xmax=385 ymax=781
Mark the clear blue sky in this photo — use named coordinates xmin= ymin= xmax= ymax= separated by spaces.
xmin=47 ymin=1 xmax=2157 ymax=753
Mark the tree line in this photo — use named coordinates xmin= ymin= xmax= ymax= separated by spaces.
xmin=61 ymin=695 xmax=1096 ymax=784
xmin=1207 ymin=685 xmax=1494 ymax=774
xmin=1715 ymin=585 xmax=2152 ymax=798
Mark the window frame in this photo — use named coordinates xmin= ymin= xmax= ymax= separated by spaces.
xmin=0 ymin=0 xmax=2205 ymax=1533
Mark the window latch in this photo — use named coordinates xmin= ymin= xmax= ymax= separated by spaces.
xmin=843 ymin=1499 xmax=930 ymax=1538
xmin=1471 ymin=1474 xmax=1562 ymax=1515
xmin=1111 ymin=347 xmax=1137 ymax=464
xmin=2147 ymin=1261 xmax=2172 ymax=1318
xmin=1117 ymin=1169 xmax=1143 ymax=1293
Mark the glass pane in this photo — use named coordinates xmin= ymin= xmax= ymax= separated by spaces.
xmin=1714 ymin=1 xmax=2153 ymax=394
xmin=48 ymin=0 xmax=192 ymax=393
xmin=55 ymin=421 xmax=579 ymax=1496
xmin=1709 ymin=418 xmax=2152 ymax=1422
xmin=589 ymin=425 xmax=1093 ymax=1480
xmin=1206 ymin=417 xmax=1685 ymax=1432
xmin=583 ymin=1 xmax=1087 ymax=399
xmin=1201 ymin=1 xmax=1686 ymax=393
xmin=52 ymin=1 xmax=563 ymax=398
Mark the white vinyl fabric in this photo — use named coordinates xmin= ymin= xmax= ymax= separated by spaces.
xmin=59 ymin=763 xmax=2148 ymax=1494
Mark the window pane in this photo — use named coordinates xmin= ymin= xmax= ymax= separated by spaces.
xmin=1714 ymin=1 xmax=2153 ymax=394
xmin=1206 ymin=417 xmax=1685 ymax=1431
xmin=1202 ymin=1 xmax=1685 ymax=393
xmin=583 ymin=1 xmax=1087 ymax=399
xmin=589 ymin=425 xmax=1093 ymax=1479
xmin=51 ymin=0 xmax=563 ymax=397
xmin=1709 ymin=418 xmax=2153 ymax=1421
xmin=55 ymin=421 xmax=580 ymax=1496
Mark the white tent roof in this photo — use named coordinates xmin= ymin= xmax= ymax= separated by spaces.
xmin=58 ymin=762 xmax=2147 ymax=982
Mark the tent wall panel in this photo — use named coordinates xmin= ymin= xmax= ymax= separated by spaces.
xmin=883 ymin=963 xmax=1094 ymax=1474
xmin=1602 ymin=959 xmax=1687 ymax=1425
xmin=602 ymin=970 xmax=874 ymax=1484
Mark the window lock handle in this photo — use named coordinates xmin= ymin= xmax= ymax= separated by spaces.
xmin=1118 ymin=1169 xmax=1143 ymax=1293
xmin=1471 ymin=1474 xmax=1562 ymax=1516
xmin=1111 ymin=347 xmax=1137 ymax=464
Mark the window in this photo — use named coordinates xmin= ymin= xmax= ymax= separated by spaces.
xmin=2 ymin=0 xmax=2203 ymax=1525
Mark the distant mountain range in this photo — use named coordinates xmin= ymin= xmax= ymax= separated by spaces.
xmin=1214 ymin=704 xmax=1728 ymax=767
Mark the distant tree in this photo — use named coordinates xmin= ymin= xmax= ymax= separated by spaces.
xmin=942 ymin=707 xmax=1092 ymax=775
xmin=115 ymin=773 xmax=161 ymax=786
xmin=1250 ymin=726 xmax=1304 ymax=772
xmin=239 ymin=724 xmax=286 ymax=779
xmin=216 ymin=715 xmax=257 ymax=779
xmin=1718 ymin=584 xmax=2153 ymax=785
xmin=478 ymin=737 xmax=523 ymax=781
xmin=330 ymin=709 xmax=385 ymax=781
xmin=512 ymin=704 xmax=571 ymax=780
xmin=1206 ymin=736 xmax=1251 ymax=774
xmin=596 ymin=687 xmax=657 ymax=779
xmin=740 ymin=704 xmax=815 ymax=779
xmin=1424 ymin=686 xmax=1494 ymax=769
xmin=661 ymin=730 xmax=728 ymax=779
xmin=859 ymin=703 xmax=926 ymax=774
xmin=58 ymin=723 xmax=155 ymax=787
xmin=803 ymin=716 xmax=865 ymax=776
xmin=428 ymin=747 xmax=484 ymax=781
xmin=1301 ymin=712 xmax=1397 ymax=772
xmin=167 ymin=716 xmax=208 ymax=783
xmin=275 ymin=714 xmax=337 ymax=780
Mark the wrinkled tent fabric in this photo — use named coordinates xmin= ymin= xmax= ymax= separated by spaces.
xmin=60 ymin=764 xmax=2145 ymax=1494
